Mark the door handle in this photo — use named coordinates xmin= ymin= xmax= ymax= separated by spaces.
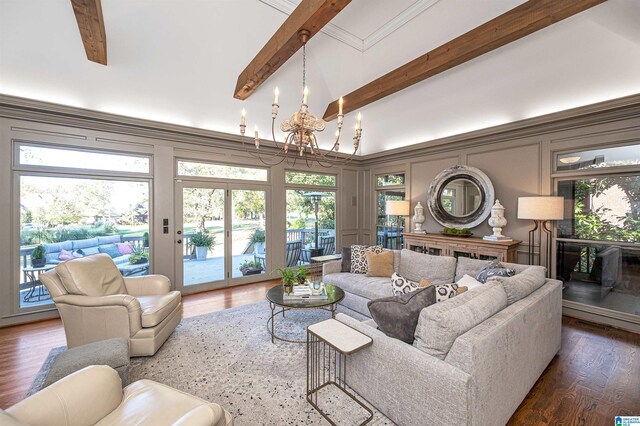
xmin=176 ymin=239 xmax=182 ymax=244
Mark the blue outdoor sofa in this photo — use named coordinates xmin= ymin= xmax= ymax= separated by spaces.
xmin=43 ymin=235 xmax=132 ymax=266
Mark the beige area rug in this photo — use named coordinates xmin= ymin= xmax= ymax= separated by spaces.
xmin=130 ymin=302 xmax=394 ymax=425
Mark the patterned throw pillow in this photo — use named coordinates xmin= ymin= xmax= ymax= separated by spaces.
xmin=476 ymin=259 xmax=515 ymax=283
xmin=350 ymin=245 xmax=383 ymax=274
xmin=433 ymin=283 xmax=459 ymax=302
xmin=391 ymin=272 xmax=419 ymax=295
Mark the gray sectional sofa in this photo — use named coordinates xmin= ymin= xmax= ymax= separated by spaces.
xmin=43 ymin=235 xmax=131 ymax=266
xmin=322 ymin=249 xmax=562 ymax=426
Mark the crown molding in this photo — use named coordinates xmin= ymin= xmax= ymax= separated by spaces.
xmin=259 ymin=0 xmax=441 ymax=52
xmin=363 ymin=0 xmax=440 ymax=50
xmin=2 ymin=92 xmax=639 ymax=167
xmin=358 ymin=93 xmax=640 ymax=165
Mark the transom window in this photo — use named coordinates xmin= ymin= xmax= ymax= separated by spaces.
xmin=177 ymin=160 xmax=268 ymax=181
xmin=556 ymin=144 xmax=640 ymax=172
xmin=285 ymin=171 xmax=336 ymax=186
xmin=18 ymin=144 xmax=150 ymax=174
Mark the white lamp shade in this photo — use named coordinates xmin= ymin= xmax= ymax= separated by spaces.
xmin=517 ymin=196 xmax=564 ymax=220
xmin=386 ymin=200 xmax=410 ymax=216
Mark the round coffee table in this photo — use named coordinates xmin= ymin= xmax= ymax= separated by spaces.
xmin=266 ymin=283 xmax=345 ymax=344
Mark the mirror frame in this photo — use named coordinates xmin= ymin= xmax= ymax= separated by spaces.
xmin=427 ymin=165 xmax=495 ymax=229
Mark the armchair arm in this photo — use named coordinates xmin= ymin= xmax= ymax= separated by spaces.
xmin=336 ymin=313 xmax=472 ymax=426
xmin=7 ymin=365 xmax=123 ymax=426
xmin=54 ymin=294 xmax=142 ymax=337
xmin=124 ymin=274 xmax=171 ymax=296
xmin=322 ymin=260 xmax=342 ymax=277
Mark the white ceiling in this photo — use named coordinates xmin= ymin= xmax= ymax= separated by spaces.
xmin=1 ymin=0 xmax=639 ymax=156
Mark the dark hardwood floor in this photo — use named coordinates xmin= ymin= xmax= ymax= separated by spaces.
xmin=1 ymin=280 xmax=638 ymax=425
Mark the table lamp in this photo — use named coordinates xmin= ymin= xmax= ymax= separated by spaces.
xmin=517 ymin=196 xmax=564 ymax=273
xmin=386 ymin=200 xmax=410 ymax=249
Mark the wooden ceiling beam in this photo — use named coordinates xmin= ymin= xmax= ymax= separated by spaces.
xmin=234 ymin=0 xmax=352 ymax=100
xmin=323 ymin=0 xmax=606 ymax=120
xmin=70 ymin=0 xmax=107 ymax=65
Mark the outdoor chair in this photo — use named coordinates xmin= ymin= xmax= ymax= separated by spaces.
xmin=39 ymin=253 xmax=182 ymax=356
xmin=319 ymin=236 xmax=335 ymax=256
xmin=285 ymin=241 xmax=303 ymax=267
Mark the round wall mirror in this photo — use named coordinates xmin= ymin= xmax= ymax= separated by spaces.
xmin=427 ymin=166 xmax=495 ymax=229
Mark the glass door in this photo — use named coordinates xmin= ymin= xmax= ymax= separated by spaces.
xmin=176 ymin=182 xmax=227 ymax=292
xmin=175 ymin=181 xmax=269 ymax=292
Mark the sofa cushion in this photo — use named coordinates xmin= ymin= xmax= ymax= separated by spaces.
xmin=138 ymin=292 xmax=182 ymax=328
xmin=71 ymin=238 xmax=99 ymax=251
xmin=78 ymin=247 xmax=100 ymax=256
xmin=454 ymin=257 xmax=533 ymax=282
xmin=44 ymin=241 xmax=73 ymax=254
xmin=97 ymin=235 xmax=122 ymax=245
xmin=341 ymin=246 xmax=351 ymax=272
xmin=112 ymin=255 xmax=131 ymax=265
xmin=398 ymin=249 xmax=456 ymax=285
xmin=99 ymin=244 xmax=121 ymax=259
xmin=492 ymin=266 xmax=547 ymax=305
xmin=366 ymin=250 xmax=394 ymax=277
xmin=54 ymin=253 xmax=127 ymax=297
xmin=368 ymin=286 xmax=437 ymax=344
xmin=413 ymin=282 xmax=508 ymax=359
xmin=391 ymin=272 xmax=418 ymax=296
xmin=323 ymin=273 xmax=392 ymax=300
xmin=350 ymin=245 xmax=383 ymax=274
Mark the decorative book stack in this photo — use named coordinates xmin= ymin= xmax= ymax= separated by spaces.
xmin=284 ymin=283 xmax=328 ymax=300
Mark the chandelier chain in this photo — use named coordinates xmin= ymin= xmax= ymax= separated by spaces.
xmin=302 ymin=44 xmax=306 ymax=97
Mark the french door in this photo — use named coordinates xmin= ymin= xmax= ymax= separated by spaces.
xmin=175 ymin=181 xmax=269 ymax=293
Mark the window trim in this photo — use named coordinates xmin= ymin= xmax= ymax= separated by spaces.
xmin=14 ymin=141 xmax=153 ymax=178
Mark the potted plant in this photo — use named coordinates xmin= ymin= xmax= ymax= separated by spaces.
xmin=250 ymin=229 xmax=266 ymax=254
xmin=239 ymin=259 xmax=263 ymax=276
xmin=128 ymin=247 xmax=149 ymax=265
xmin=277 ymin=267 xmax=297 ymax=294
xmin=31 ymin=244 xmax=46 ymax=268
xmin=189 ymin=232 xmax=215 ymax=261
xmin=296 ymin=266 xmax=308 ymax=285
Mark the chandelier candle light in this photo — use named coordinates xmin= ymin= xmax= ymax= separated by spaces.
xmin=239 ymin=30 xmax=362 ymax=167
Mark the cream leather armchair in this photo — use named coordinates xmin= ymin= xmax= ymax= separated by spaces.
xmin=1 ymin=365 xmax=233 ymax=426
xmin=40 ymin=254 xmax=182 ymax=356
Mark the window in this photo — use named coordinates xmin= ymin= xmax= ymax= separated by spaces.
xmin=19 ymin=176 xmax=151 ymax=309
xmin=15 ymin=144 xmax=152 ymax=311
xmin=18 ymin=144 xmax=150 ymax=173
xmin=376 ymin=173 xmax=406 ymax=249
xmin=177 ymin=161 xmax=268 ymax=181
xmin=556 ymin=144 xmax=640 ymax=172
xmin=285 ymin=171 xmax=337 ymax=265
xmin=555 ymin=145 xmax=640 ymax=320
xmin=285 ymin=171 xmax=336 ymax=186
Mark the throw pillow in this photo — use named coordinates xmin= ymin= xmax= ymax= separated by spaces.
xmin=433 ymin=283 xmax=459 ymax=302
xmin=456 ymin=274 xmax=483 ymax=290
xmin=476 ymin=259 xmax=515 ymax=283
xmin=419 ymin=278 xmax=432 ymax=287
xmin=350 ymin=245 xmax=383 ymax=274
xmin=58 ymin=249 xmax=75 ymax=261
xmin=98 ymin=244 xmax=121 ymax=259
xmin=391 ymin=272 xmax=419 ymax=295
xmin=78 ymin=247 xmax=100 ymax=256
xmin=340 ymin=246 xmax=352 ymax=272
xmin=368 ymin=286 xmax=437 ymax=344
xmin=117 ymin=242 xmax=134 ymax=255
xmin=366 ymin=250 xmax=394 ymax=277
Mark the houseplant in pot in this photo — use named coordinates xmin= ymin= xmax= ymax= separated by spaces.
xmin=250 ymin=229 xmax=266 ymax=255
xmin=31 ymin=244 xmax=46 ymax=268
xmin=128 ymin=247 xmax=149 ymax=265
xmin=239 ymin=259 xmax=263 ymax=276
xmin=277 ymin=267 xmax=296 ymax=294
xmin=296 ymin=266 xmax=308 ymax=285
xmin=190 ymin=231 xmax=215 ymax=261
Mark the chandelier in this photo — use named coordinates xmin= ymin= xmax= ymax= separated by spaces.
xmin=239 ymin=30 xmax=362 ymax=168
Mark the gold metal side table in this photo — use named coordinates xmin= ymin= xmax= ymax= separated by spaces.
xmin=307 ymin=319 xmax=374 ymax=425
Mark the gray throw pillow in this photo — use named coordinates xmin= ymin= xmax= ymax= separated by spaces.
xmin=476 ymin=259 xmax=515 ymax=283
xmin=368 ymin=286 xmax=436 ymax=344
xmin=341 ymin=246 xmax=351 ymax=272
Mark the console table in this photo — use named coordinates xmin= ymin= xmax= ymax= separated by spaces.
xmin=403 ymin=233 xmax=521 ymax=263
